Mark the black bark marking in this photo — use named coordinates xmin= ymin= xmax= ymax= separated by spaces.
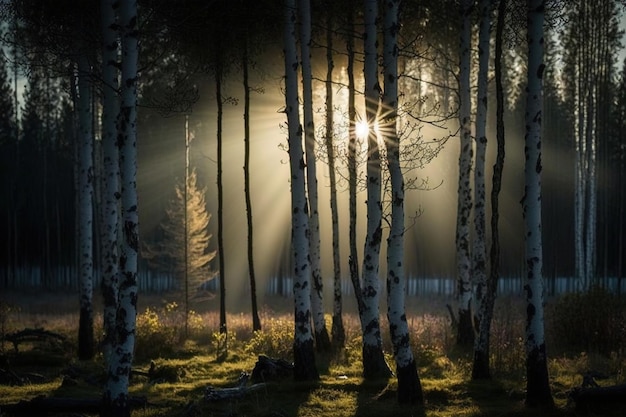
xmin=537 ymin=63 xmax=545 ymax=79
xmin=526 ymin=302 xmax=536 ymax=323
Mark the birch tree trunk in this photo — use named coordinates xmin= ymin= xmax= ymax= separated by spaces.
xmin=472 ymin=0 xmax=492 ymax=379
xmin=361 ymin=0 xmax=392 ymax=379
xmin=346 ymin=0 xmax=364 ymax=315
xmin=77 ymin=54 xmax=95 ymax=361
xmin=324 ymin=3 xmax=345 ymax=349
xmin=383 ymin=0 xmax=423 ymax=404
xmin=284 ymin=0 xmax=319 ymax=381
xmin=523 ymin=0 xmax=553 ymax=407
xmin=243 ymin=36 xmax=261 ymax=332
xmin=574 ymin=9 xmax=585 ymax=288
xmin=456 ymin=0 xmax=474 ymax=347
xmin=101 ymin=0 xmax=139 ymax=414
xmin=300 ymin=0 xmax=331 ymax=353
xmin=100 ymin=0 xmax=120 ymax=365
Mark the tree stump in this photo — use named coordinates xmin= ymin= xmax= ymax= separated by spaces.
xmin=250 ymin=355 xmax=293 ymax=383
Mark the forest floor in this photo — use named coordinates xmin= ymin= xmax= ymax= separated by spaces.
xmin=0 ymin=290 xmax=625 ymax=417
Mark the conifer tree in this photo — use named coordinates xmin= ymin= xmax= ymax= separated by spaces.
xmin=143 ymin=168 xmax=216 ymax=333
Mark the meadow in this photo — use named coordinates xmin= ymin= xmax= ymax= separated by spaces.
xmin=0 ymin=290 xmax=625 ymax=417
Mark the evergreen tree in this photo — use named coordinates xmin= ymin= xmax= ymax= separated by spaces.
xmin=143 ymin=168 xmax=216 ymax=324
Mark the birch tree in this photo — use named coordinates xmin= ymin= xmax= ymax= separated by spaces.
xmin=100 ymin=0 xmax=120 ymax=364
xmin=563 ymin=0 xmax=621 ymax=290
xmin=324 ymin=1 xmax=345 ymax=349
xmin=523 ymin=0 xmax=553 ymax=407
xmin=76 ymin=54 xmax=95 ymax=361
xmin=360 ymin=0 xmax=392 ymax=379
xmin=472 ymin=0 xmax=493 ymax=379
xmin=382 ymin=0 xmax=423 ymax=404
xmin=456 ymin=0 xmax=474 ymax=347
xmin=346 ymin=0 xmax=364 ymax=325
xmin=300 ymin=0 xmax=331 ymax=352
xmin=101 ymin=0 xmax=140 ymax=414
xmin=284 ymin=0 xmax=319 ymax=381
xmin=473 ymin=0 xmax=502 ymax=380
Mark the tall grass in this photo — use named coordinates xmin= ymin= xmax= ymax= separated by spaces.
xmin=2 ymin=291 xmax=626 ymax=416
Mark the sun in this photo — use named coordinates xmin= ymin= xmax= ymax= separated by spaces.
xmin=355 ymin=120 xmax=369 ymax=138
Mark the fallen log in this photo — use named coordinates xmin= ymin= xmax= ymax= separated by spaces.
xmin=2 ymin=328 xmax=66 ymax=353
xmin=205 ymin=372 xmax=267 ymax=401
xmin=250 ymin=355 xmax=293 ymax=383
xmin=0 ymin=395 xmax=147 ymax=415
xmin=569 ymin=384 xmax=626 ymax=413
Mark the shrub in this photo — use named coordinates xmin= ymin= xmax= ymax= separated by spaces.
xmin=548 ymin=286 xmax=626 ymax=356
xmin=135 ymin=307 xmax=178 ymax=361
xmin=244 ymin=317 xmax=293 ymax=359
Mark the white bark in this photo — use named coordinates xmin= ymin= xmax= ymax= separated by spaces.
xmin=473 ymin=0 xmax=491 ymax=357
xmin=77 ymin=53 xmax=94 ymax=360
xmin=456 ymin=0 xmax=474 ymax=344
xmin=361 ymin=0 xmax=384 ymax=352
xmin=383 ymin=0 xmax=412 ymax=370
xmin=524 ymin=0 xmax=552 ymax=406
xmin=284 ymin=0 xmax=317 ymax=380
xmin=525 ymin=0 xmax=546 ymax=359
xmin=574 ymin=2 xmax=603 ymax=291
xmin=299 ymin=0 xmax=328 ymax=349
xmin=382 ymin=1 xmax=422 ymax=403
xmin=104 ymin=0 xmax=139 ymax=413
xmin=100 ymin=0 xmax=120 ymax=365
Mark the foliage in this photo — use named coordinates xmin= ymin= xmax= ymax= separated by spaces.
xmin=142 ymin=168 xmax=216 ymax=291
xmin=135 ymin=302 xmax=208 ymax=361
xmin=407 ymin=314 xmax=454 ymax=367
xmin=3 ymin=293 xmax=626 ymax=416
xmin=0 ymin=300 xmax=17 ymax=352
xmin=548 ymin=286 xmax=626 ymax=356
xmin=244 ymin=317 xmax=294 ymax=359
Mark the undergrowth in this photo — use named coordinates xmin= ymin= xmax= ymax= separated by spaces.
xmin=0 ymin=292 xmax=625 ymax=417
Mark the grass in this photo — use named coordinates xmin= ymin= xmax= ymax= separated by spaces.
xmin=0 ymin=291 xmax=625 ymax=417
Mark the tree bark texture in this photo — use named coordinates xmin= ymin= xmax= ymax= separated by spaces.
xmin=101 ymin=1 xmax=140 ymax=415
xmin=100 ymin=0 xmax=120 ymax=366
xmin=383 ymin=0 xmax=423 ymax=404
xmin=456 ymin=0 xmax=474 ymax=347
xmin=77 ymin=54 xmax=95 ymax=362
xmin=361 ymin=0 xmax=391 ymax=380
xmin=284 ymin=0 xmax=318 ymax=381
xmin=523 ymin=0 xmax=553 ymax=408
xmin=300 ymin=0 xmax=331 ymax=353
xmin=472 ymin=0 xmax=493 ymax=380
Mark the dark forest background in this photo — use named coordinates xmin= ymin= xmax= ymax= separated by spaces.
xmin=0 ymin=0 xmax=624 ymax=296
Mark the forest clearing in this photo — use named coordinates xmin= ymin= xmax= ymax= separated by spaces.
xmin=0 ymin=291 xmax=625 ymax=417
xmin=3 ymin=0 xmax=626 ymax=415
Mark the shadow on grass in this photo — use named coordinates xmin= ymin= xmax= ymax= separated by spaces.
xmin=433 ymin=378 xmax=570 ymax=417
xmin=355 ymin=377 xmax=426 ymax=417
